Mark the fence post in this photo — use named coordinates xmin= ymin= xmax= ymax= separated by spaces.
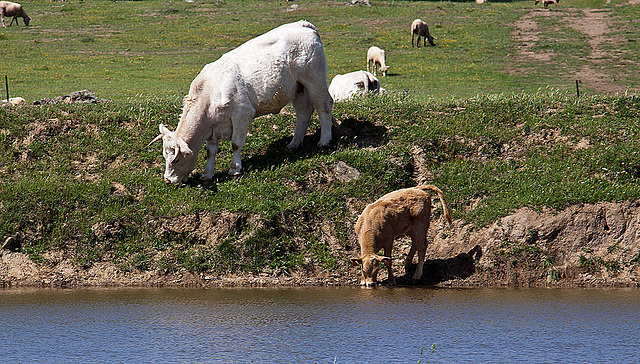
xmin=4 ymin=75 xmax=8 ymax=101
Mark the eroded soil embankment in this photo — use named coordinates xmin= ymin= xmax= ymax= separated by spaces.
xmin=2 ymin=200 xmax=639 ymax=288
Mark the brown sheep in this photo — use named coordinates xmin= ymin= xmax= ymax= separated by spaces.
xmin=351 ymin=185 xmax=452 ymax=287
xmin=411 ymin=19 xmax=435 ymax=47
xmin=0 ymin=1 xmax=30 ymax=27
xmin=534 ymin=0 xmax=558 ymax=8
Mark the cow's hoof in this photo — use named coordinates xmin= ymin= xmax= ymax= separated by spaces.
xmin=286 ymin=144 xmax=300 ymax=153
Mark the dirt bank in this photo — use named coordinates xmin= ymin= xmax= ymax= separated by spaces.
xmin=3 ymin=200 xmax=639 ymax=288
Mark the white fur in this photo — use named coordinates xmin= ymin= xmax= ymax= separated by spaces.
xmin=366 ymin=46 xmax=389 ymax=77
xmin=329 ymin=71 xmax=380 ymax=102
xmin=150 ymin=21 xmax=333 ymax=184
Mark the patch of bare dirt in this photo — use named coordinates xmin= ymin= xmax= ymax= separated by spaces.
xmin=508 ymin=7 xmax=637 ymax=94
xmin=426 ymin=200 xmax=640 ymax=287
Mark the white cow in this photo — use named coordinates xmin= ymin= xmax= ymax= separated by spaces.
xmin=328 ymin=71 xmax=380 ymax=102
xmin=149 ymin=21 xmax=333 ymax=185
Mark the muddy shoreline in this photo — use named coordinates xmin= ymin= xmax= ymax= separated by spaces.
xmin=3 ymin=200 xmax=640 ymax=290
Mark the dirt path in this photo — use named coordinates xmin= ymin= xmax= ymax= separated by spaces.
xmin=511 ymin=6 xmax=636 ymax=94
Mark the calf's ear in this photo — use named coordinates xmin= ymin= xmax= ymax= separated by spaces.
xmin=351 ymin=258 xmax=363 ymax=267
xmin=376 ymin=256 xmax=392 ymax=267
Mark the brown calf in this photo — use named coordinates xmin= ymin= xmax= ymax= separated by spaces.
xmin=351 ymin=185 xmax=452 ymax=287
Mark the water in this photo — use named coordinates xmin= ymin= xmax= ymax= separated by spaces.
xmin=1 ymin=287 xmax=639 ymax=363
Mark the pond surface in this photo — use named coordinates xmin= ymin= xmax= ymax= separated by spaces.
xmin=1 ymin=287 xmax=638 ymax=363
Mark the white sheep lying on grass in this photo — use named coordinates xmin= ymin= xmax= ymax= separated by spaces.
xmin=366 ymin=46 xmax=389 ymax=77
xmin=328 ymin=70 xmax=380 ymax=102
xmin=0 ymin=97 xmax=26 ymax=107
xmin=0 ymin=1 xmax=30 ymax=27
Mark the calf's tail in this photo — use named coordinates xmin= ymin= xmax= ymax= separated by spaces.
xmin=415 ymin=185 xmax=452 ymax=225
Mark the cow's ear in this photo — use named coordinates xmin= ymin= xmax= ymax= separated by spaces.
xmin=176 ymin=138 xmax=193 ymax=156
xmin=170 ymin=145 xmax=182 ymax=164
xmin=355 ymin=81 xmax=365 ymax=90
xmin=159 ymin=124 xmax=172 ymax=135
xmin=351 ymin=258 xmax=363 ymax=267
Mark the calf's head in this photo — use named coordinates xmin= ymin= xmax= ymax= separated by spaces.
xmin=149 ymin=124 xmax=196 ymax=185
xmin=351 ymin=254 xmax=391 ymax=287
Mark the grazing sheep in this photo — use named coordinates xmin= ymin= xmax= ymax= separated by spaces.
xmin=366 ymin=46 xmax=389 ymax=77
xmin=328 ymin=70 xmax=380 ymax=102
xmin=0 ymin=1 xmax=30 ymax=27
xmin=351 ymin=185 xmax=452 ymax=287
xmin=411 ymin=19 xmax=435 ymax=47
xmin=534 ymin=0 xmax=558 ymax=8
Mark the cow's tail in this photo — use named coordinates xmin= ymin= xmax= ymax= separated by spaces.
xmin=415 ymin=185 xmax=452 ymax=225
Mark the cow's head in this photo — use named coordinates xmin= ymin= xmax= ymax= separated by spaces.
xmin=149 ymin=124 xmax=196 ymax=185
xmin=351 ymin=254 xmax=391 ymax=287
xmin=24 ymin=16 xmax=31 ymax=26
xmin=380 ymin=66 xmax=390 ymax=77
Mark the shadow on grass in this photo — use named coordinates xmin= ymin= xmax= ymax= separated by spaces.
xmin=190 ymin=116 xmax=388 ymax=185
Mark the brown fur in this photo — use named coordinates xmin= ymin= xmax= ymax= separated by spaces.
xmin=534 ymin=0 xmax=558 ymax=8
xmin=351 ymin=185 xmax=452 ymax=286
xmin=0 ymin=1 xmax=30 ymax=27
xmin=411 ymin=19 xmax=435 ymax=47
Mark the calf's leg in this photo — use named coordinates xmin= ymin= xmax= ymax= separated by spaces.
xmin=411 ymin=224 xmax=429 ymax=282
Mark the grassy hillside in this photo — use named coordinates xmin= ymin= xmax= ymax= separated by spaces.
xmin=2 ymin=93 xmax=640 ymax=278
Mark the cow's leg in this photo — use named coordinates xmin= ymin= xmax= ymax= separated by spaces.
xmin=288 ymin=86 xmax=313 ymax=150
xmin=412 ymin=33 xmax=415 ymax=47
xmin=303 ymin=83 xmax=333 ymax=148
xmin=1 ymin=14 xmax=5 ymax=28
xmin=228 ymin=115 xmax=251 ymax=176
xmin=200 ymin=139 xmax=218 ymax=182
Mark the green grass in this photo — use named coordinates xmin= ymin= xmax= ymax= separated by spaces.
xmin=1 ymin=0 xmax=638 ymax=102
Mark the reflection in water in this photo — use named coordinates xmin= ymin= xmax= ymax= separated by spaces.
xmin=1 ymin=287 xmax=639 ymax=363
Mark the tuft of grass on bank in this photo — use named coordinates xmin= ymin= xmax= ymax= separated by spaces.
xmin=1 ymin=92 xmax=640 ymax=274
